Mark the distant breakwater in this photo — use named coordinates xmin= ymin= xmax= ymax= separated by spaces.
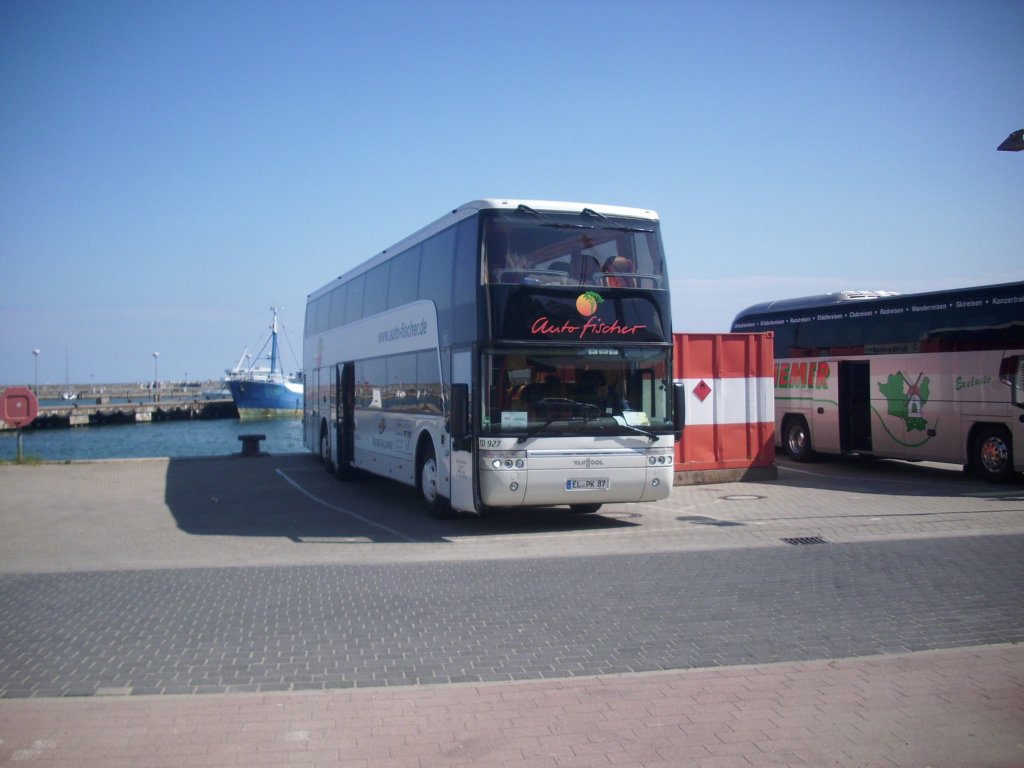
xmin=2 ymin=392 xmax=239 ymax=431
xmin=25 ymin=382 xmax=216 ymax=403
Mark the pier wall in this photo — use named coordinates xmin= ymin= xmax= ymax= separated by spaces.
xmin=1 ymin=399 xmax=238 ymax=431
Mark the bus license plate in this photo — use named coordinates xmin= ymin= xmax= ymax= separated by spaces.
xmin=566 ymin=478 xmax=610 ymax=491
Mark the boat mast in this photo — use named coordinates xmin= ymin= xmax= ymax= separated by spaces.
xmin=269 ymin=306 xmax=280 ymax=376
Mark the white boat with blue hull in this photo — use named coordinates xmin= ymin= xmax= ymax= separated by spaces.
xmin=226 ymin=307 xmax=304 ymax=420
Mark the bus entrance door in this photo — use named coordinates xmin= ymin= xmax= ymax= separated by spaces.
xmin=450 ymin=349 xmax=475 ymax=513
xmin=839 ymin=361 xmax=872 ymax=453
xmin=337 ymin=362 xmax=356 ymax=477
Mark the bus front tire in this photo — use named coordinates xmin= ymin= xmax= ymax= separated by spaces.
xmin=419 ymin=441 xmax=455 ymax=519
xmin=783 ymin=416 xmax=814 ymax=462
xmin=973 ymin=426 xmax=1015 ymax=483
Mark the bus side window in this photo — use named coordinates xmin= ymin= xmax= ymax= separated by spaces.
xmin=327 ymin=284 xmax=346 ymax=330
xmin=420 ymin=228 xmax=455 ymax=325
xmin=484 ymin=229 xmax=509 ymax=284
xmin=388 ymin=246 xmax=421 ymax=309
xmin=451 ymin=217 xmax=478 ymax=345
xmin=1000 ymin=355 xmax=1024 ymax=407
xmin=345 ymin=274 xmax=365 ymax=324
xmin=364 ymin=264 xmax=388 ymax=316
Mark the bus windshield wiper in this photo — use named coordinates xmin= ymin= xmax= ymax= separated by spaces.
xmin=618 ymin=420 xmax=658 ymax=442
xmin=516 ymin=204 xmax=593 ymax=230
xmin=516 ymin=203 xmax=545 ymax=219
xmin=581 ymin=207 xmax=652 ymax=233
xmin=517 ymin=419 xmax=557 ymax=443
xmin=601 ymin=225 xmax=653 ymax=233
xmin=517 ymin=417 xmax=657 ymax=444
xmin=516 ymin=398 xmax=599 ymax=442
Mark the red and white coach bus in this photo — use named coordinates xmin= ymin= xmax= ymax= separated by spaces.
xmin=304 ymin=200 xmax=686 ymax=517
xmin=731 ymin=282 xmax=1024 ymax=481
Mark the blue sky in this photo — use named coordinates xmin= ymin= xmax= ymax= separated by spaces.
xmin=2 ymin=0 xmax=1022 ymax=385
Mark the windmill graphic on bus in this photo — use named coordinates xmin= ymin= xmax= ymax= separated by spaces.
xmin=878 ymin=370 xmax=931 ymax=434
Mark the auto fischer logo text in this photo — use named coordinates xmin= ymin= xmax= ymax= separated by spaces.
xmin=530 ymin=292 xmax=646 ymax=339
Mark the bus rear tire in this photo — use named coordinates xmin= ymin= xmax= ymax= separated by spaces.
xmin=418 ymin=441 xmax=455 ymax=519
xmin=783 ymin=416 xmax=815 ymax=462
xmin=973 ymin=426 xmax=1015 ymax=483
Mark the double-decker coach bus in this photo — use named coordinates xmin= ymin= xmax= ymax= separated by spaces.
xmin=731 ymin=281 xmax=1024 ymax=481
xmin=304 ymin=199 xmax=686 ymax=517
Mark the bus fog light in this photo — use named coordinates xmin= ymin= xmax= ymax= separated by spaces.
xmin=510 ymin=482 xmax=519 ymax=492
xmin=652 ymin=478 xmax=660 ymax=487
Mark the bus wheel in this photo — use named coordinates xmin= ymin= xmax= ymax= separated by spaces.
xmin=570 ymin=504 xmax=602 ymax=515
xmin=783 ymin=416 xmax=814 ymax=462
xmin=419 ymin=441 xmax=455 ymax=519
xmin=974 ymin=426 xmax=1014 ymax=482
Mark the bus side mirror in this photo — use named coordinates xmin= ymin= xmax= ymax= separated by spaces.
xmin=450 ymin=383 xmax=469 ymax=440
xmin=672 ymin=381 xmax=686 ymax=435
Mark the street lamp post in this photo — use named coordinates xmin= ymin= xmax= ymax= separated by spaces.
xmin=32 ymin=349 xmax=40 ymax=394
xmin=153 ymin=352 xmax=160 ymax=401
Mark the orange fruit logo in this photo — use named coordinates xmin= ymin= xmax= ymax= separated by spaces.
xmin=575 ymin=291 xmax=604 ymax=316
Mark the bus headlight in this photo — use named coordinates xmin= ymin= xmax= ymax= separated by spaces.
xmin=646 ymin=447 xmax=674 ymax=466
xmin=481 ymin=449 xmax=527 ymax=471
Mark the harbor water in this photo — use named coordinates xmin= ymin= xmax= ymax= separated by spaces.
xmin=0 ymin=418 xmax=304 ymax=462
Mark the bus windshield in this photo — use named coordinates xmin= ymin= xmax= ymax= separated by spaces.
xmin=483 ymin=208 xmax=666 ymax=290
xmin=482 ymin=346 xmax=673 ymax=436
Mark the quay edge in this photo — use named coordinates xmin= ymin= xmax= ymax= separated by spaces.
xmin=0 ymin=399 xmax=238 ymax=430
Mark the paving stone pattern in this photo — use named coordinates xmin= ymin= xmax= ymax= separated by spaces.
xmin=1 ymin=535 xmax=1022 ymax=698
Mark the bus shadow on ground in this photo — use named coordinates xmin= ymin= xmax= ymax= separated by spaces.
xmin=163 ymin=454 xmax=435 ymax=544
xmin=309 ymin=467 xmax=642 ymax=539
xmin=448 ymin=503 xmax=641 ymax=536
xmin=776 ymin=454 xmax=1024 ymax=497
xmin=164 ymin=453 xmax=639 ymax=544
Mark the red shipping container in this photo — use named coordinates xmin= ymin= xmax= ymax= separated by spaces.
xmin=673 ymin=333 xmax=776 ymax=483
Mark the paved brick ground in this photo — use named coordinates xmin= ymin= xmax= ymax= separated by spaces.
xmin=1 ymin=456 xmax=1023 ymax=766
xmin=1 ymin=536 xmax=1022 ymax=698
xmin=1 ymin=644 xmax=1021 ymax=767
